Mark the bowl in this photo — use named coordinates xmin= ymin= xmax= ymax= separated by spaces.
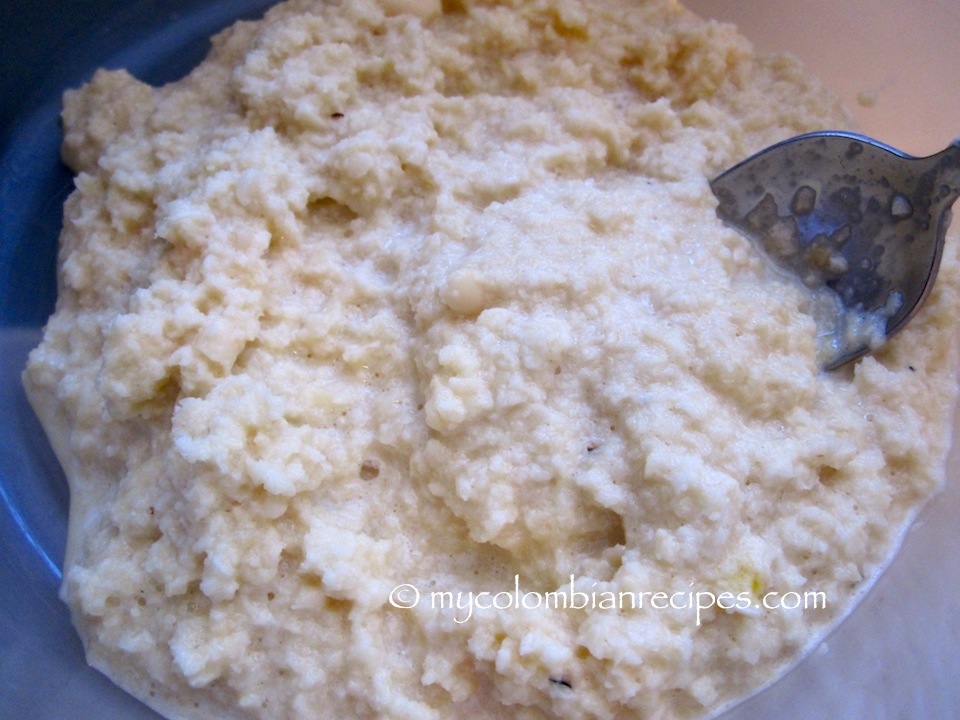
xmin=2 ymin=1 xmax=958 ymax=717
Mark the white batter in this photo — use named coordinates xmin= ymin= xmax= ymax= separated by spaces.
xmin=23 ymin=0 xmax=960 ymax=718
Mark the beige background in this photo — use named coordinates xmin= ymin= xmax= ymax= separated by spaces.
xmin=684 ymin=0 xmax=960 ymax=157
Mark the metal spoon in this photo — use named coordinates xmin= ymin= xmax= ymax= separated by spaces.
xmin=710 ymin=131 xmax=960 ymax=370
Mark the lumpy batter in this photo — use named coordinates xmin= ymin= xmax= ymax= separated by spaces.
xmin=23 ymin=0 xmax=960 ymax=718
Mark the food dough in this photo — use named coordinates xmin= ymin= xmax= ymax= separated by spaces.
xmin=24 ymin=0 xmax=960 ymax=718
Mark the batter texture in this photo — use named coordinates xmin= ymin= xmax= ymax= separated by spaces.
xmin=24 ymin=0 xmax=960 ymax=718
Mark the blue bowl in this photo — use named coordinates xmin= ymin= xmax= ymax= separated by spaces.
xmin=0 ymin=2 xmax=272 ymax=717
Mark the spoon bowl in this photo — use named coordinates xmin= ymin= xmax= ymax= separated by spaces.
xmin=711 ymin=131 xmax=960 ymax=369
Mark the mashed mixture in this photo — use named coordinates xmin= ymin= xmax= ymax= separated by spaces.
xmin=23 ymin=0 xmax=960 ymax=718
